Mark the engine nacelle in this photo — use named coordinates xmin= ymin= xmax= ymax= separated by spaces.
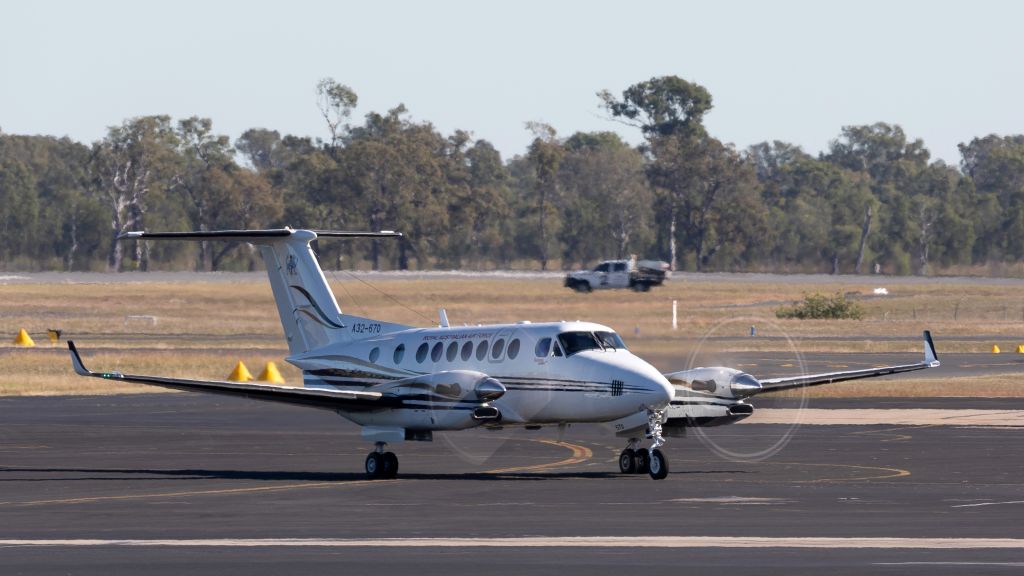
xmin=376 ymin=370 xmax=506 ymax=402
xmin=347 ymin=370 xmax=504 ymax=431
xmin=664 ymin=366 xmax=762 ymax=399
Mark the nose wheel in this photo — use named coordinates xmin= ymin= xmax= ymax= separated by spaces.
xmin=617 ymin=410 xmax=669 ymax=480
xmin=366 ymin=442 xmax=399 ymax=479
xmin=618 ymin=438 xmax=648 ymax=474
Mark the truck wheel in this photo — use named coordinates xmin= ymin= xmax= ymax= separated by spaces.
xmin=633 ymin=282 xmax=650 ymax=292
xmin=575 ymin=282 xmax=592 ymax=293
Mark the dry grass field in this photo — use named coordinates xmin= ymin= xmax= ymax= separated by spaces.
xmin=2 ymin=272 xmax=1023 ymax=397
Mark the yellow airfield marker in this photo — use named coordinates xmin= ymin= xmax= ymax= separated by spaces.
xmin=47 ymin=329 xmax=62 ymax=345
xmin=992 ymin=344 xmax=1001 ymax=354
xmin=227 ymin=361 xmax=254 ymax=382
xmin=257 ymin=361 xmax=286 ymax=384
xmin=13 ymin=329 xmax=35 ymax=347
xmin=1017 ymin=344 xmax=1024 ymax=354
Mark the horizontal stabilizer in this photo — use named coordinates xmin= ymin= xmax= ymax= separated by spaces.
xmin=114 ymin=228 xmax=411 ymax=355
xmin=118 ymin=229 xmax=402 ymax=242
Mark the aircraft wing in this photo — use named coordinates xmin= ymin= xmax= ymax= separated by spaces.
xmin=68 ymin=342 xmax=390 ymax=411
xmin=751 ymin=331 xmax=940 ymax=396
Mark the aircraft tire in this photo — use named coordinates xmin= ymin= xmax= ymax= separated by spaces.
xmin=365 ymin=452 xmax=383 ymax=478
xmin=382 ymin=452 xmax=399 ymax=479
xmin=648 ymin=449 xmax=668 ymax=480
xmin=633 ymin=449 xmax=649 ymax=474
xmin=618 ymin=449 xmax=636 ymax=474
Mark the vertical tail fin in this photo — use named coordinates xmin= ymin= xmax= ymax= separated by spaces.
xmin=119 ymin=229 xmax=409 ymax=355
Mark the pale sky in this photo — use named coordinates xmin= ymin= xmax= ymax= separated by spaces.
xmin=2 ymin=0 xmax=1021 ymax=165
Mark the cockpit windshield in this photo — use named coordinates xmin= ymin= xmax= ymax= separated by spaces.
xmin=595 ymin=331 xmax=627 ymax=350
xmin=557 ymin=331 xmax=604 ymax=356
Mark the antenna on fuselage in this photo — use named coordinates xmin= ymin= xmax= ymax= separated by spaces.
xmin=438 ymin=308 xmax=450 ymax=328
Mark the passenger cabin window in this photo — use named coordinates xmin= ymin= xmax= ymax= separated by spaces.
xmin=446 ymin=342 xmax=458 ymax=362
xmin=534 ymin=337 xmax=552 ymax=358
xmin=476 ymin=340 xmax=489 ymax=361
xmin=594 ymin=262 xmax=610 ymax=273
xmin=431 ymin=342 xmax=443 ymax=362
xmin=612 ymin=262 xmax=627 ymax=272
xmin=369 ymin=347 xmax=380 ymax=363
xmin=595 ymin=331 xmax=627 ymax=350
xmin=461 ymin=341 xmax=473 ymax=361
xmin=416 ymin=343 xmax=428 ymax=363
xmin=507 ymin=338 xmax=520 ymax=360
xmin=394 ymin=343 xmax=406 ymax=364
xmin=557 ymin=331 xmax=603 ymax=356
xmin=491 ymin=338 xmax=505 ymax=360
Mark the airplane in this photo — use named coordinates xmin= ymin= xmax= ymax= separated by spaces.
xmin=67 ymin=228 xmax=940 ymax=480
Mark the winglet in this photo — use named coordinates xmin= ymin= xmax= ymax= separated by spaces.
xmin=924 ymin=330 xmax=939 ymax=367
xmin=68 ymin=341 xmax=91 ymax=376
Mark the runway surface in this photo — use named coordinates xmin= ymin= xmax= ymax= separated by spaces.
xmin=2 ymin=394 xmax=1024 ymax=574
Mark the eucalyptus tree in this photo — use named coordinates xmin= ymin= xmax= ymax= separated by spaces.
xmin=959 ymin=135 xmax=1024 ymax=261
xmin=0 ymin=156 xmax=37 ymax=264
xmin=236 ymin=128 xmax=283 ymax=173
xmin=0 ymin=134 xmax=99 ymax=269
xmin=558 ymin=131 xmax=652 ymax=265
xmin=825 ymin=123 xmax=929 ymax=274
xmin=523 ymin=122 xmax=564 ymax=270
xmin=342 ymin=105 xmax=451 ymax=269
xmin=174 ymin=117 xmax=233 ymax=270
xmin=316 ymin=78 xmax=358 ymax=151
xmin=442 ymin=136 xmax=511 ymax=268
xmin=599 ymin=75 xmax=714 ymax=270
xmin=90 ymin=115 xmax=180 ymax=271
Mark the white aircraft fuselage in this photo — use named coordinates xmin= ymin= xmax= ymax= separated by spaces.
xmin=291 ymin=320 xmax=674 ymax=433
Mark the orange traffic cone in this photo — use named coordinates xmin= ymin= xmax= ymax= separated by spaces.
xmin=227 ymin=361 xmax=254 ymax=382
xmin=257 ymin=361 xmax=285 ymax=384
xmin=13 ymin=329 xmax=35 ymax=347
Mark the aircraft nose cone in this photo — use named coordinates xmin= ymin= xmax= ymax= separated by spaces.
xmin=653 ymin=377 xmax=675 ymax=407
xmin=634 ymin=371 xmax=674 ymax=409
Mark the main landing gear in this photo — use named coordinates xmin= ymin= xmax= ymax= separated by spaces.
xmin=365 ymin=442 xmax=399 ymax=479
xmin=617 ymin=410 xmax=669 ymax=480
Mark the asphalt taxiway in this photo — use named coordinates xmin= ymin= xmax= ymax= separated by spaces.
xmin=2 ymin=394 xmax=1024 ymax=575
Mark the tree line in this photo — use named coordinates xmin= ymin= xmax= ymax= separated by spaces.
xmin=1 ymin=75 xmax=1022 ymax=275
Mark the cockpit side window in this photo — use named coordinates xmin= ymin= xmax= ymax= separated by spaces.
xmin=534 ymin=337 xmax=552 ymax=358
xmin=553 ymin=342 xmax=564 ymax=357
xmin=557 ymin=331 xmax=603 ymax=356
xmin=595 ymin=331 xmax=627 ymax=350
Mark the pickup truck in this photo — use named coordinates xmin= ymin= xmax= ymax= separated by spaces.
xmin=564 ymin=258 xmax=670 ymax=293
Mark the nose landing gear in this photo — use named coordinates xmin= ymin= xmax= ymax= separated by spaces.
xmin=617 ymin=410 xmax=669 ymax=480
xmin=366 ymin=442 xmax=399 ymax=479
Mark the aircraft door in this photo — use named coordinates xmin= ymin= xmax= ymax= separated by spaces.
xmin=488 ymin=329 xmax=513 ymax=364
